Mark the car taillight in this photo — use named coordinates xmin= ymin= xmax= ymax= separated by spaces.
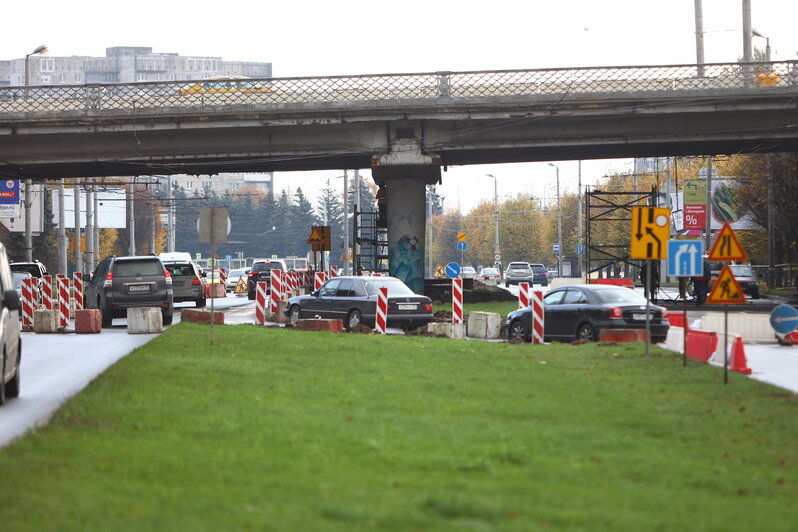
xmin=608 ymin=307 xmax=623 ymax=318
xmin=164 ymin=270 xmax=172 ymax=284
xmin=424 ymin=304 xmax=432 ymax=311
xmin=163 ymin=269 xmax=171 ymax=277
xmin=192 ymin=277 xmax=201 ymax=285
xmin=104 ymin=272 xmax=113 ymax=288
xmin=247 ymin=272 xmax=257 ymax=279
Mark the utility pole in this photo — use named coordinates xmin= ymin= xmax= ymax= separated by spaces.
xmin=343 ymin=170 xmax=349 ymax=276
xmin=127 ymin=183 xmax=136 ymax=255
xmin=74 ymin=183 xmax=82 ymax=274
xmin=86 ymin=186 xmax=95 ymax=272
xmin=704 ymin=156 xmax=713 ymax=252
xmin=742 ymin=0 xmax=753 ymax=83
xmin=94 ymin=189 xmax=100 ymax=262
xmin=767 ymin=155 xmax=776 ymax=287
xmin=427 ymin=185 xmax=433 ymax=277
xmin=578 ymin=160 xmax=583 ymax=280
xmin=167 ymin=176 xmax=175 ymax=252
xmin=694 ymin=0 xmax=706 ymax=77
xmin=58 ymin=181 xmax=67 ymax=273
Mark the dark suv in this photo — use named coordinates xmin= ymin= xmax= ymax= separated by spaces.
xmin=529 ymin=264 xmax=549 ymax=286
xmin=85 ymin=256 xmax=174 ymax=327
xmin=247 ymin=260 xmax=288 ymax=300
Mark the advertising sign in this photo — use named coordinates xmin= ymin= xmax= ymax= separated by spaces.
xmin=683 ymin=204 xmax=707 ymax=230
xmin=0 ymin=180 xmax=20 ymax=217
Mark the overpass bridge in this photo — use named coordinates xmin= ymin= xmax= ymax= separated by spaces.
xmin=1 ymin=61 xmax=796 ymax=292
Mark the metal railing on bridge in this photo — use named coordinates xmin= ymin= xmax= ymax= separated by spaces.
xmin=1 ymin=61 xmax=796 ymax=115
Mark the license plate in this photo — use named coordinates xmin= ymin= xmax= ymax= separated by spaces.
xmin=397 ymin=304 xmax=417 ymax=310
xmin=128 ymin=284 xmax=151 ymax=293
xmin=632 ymin=313 xmax=652 ymax=320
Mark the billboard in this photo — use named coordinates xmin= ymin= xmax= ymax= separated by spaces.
xmin=50 ymin=188 xmax=128 ymax=229
xmin=0 ymin=180 xmax=20 ymax=217
xmin=668 ymin=178 xmax=761 ymax=234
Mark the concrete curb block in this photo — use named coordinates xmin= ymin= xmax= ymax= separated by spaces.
xmin=182 ymin=308 xmax=224 ymax=325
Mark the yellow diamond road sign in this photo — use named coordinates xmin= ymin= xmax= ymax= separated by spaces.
xmin=630 ymin=207 xmax=670 ymax=260
xmin=456 ymin=231 xmax=467 ymax=242
xmin=234 ymin=277 xmax=247 ymax=294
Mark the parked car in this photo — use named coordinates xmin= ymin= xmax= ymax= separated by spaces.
xmin=247 ymin=259 xmax=289 ymax=300
xmin=85 ymin=256 xmax=174 ymax=327
xmin=529 ymin=263 xmax=549 ymax=286
xmin=284 ymin=275 xmax=434 ymax=330
xmin=163 ymin=261 xmax=205 ymax=307
xmin=505 ymin=284 xmax=669 ymax=343
xmin=12 ymin=272 xmax=31 ymax=298
xmin=0 ymin=243 xmax=22 ymax=405
xmin=503 ymin=262 xmax=534 ymax=286
xmin=478 ymin=267 xmax=501 ymax=281
xmin=226 ymin=268 xmax=250 ymax=292
xmin=461 ymin=266 xmax=477 ymax=279
xmin=726 ymin=264 xmax=760 ymax=299
xmin=10 ymin=260 xmax=48 ymax=286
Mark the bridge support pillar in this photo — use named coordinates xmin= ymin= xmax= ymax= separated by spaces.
xmin=372 ymin=165 xmax=441 ymax=294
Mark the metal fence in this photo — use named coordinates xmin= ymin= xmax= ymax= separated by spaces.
xmin=752 ymin=264 xmax=798 ymax=289
xmin=1 ymin=61 xmax=796 ymax=115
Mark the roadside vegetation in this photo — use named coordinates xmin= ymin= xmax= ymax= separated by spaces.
xmin=1 ymin=323 xmax=796 ymax=530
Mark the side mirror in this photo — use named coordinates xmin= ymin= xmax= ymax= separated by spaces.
xmin=312 ymin=290 xmax=320 ymax=297
xmin=4 ymin=289 xmax=21 ymax=312
xmin=201 ymin=271 xmax=207 ymax=277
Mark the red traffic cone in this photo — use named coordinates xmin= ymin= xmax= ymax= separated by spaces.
xmin=730 ymin=335 xmax=752 ymax=375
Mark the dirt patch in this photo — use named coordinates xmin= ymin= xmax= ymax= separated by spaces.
xmin=348 ymin=324 xmax=374 ymax=334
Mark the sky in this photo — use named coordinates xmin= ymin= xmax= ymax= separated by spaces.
xmin=3 ymin=0 xmax=796 ymax=212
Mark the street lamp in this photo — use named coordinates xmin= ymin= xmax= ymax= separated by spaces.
xmin=486 ymin=174 xmax=499 ymax=268
xmin=23 ymin=45 xmax=48 ymax=262
xmin=752 ymin=29 xmax=771 ymax=62
xmin=547 ymin=163 xmax=563 ymax=277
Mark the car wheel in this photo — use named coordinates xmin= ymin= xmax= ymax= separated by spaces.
xmin=686 ymin=280 xmax=696 ymax=297
xmin=100 ymin=300 xmax=113 ymax=328
xmin=346 ymin=309 xmax=362 ymax=330
xmin=509 ymin=320 xmax=529 ymax=342
xmin=576 ymin=323 xmax=596 ymax=342
xmin=5 ymin=346 xmax=20 ymax=399
xmin=289 ymin=305 xmax=301 ymax=325
xmin=247 ymin=290 xmax=255 ymax=301
xmin=196 ymin=297 xmax=206 ymax=308
xmin=163 ymin=309 xmax=173 ymax=326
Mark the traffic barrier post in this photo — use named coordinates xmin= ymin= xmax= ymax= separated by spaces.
xmin=270 ymin=269 xmax=283 ymax=316
xmin=375 ymin=287 xmax=388 ymax=333
xmin=532 ymin=290 xmax=544 ymax=344
xmin=518 ymin=282 xmax=530 ymax=309
xmin=452 ymin=278 xmax=463 ymax=324
xmin=255 ymin=281 xmax=267 ymax=325
xmin=72 ymin=272 xmax=84 ymax=311
xmin=41 ymin=275 xmax=53 ymax=310
xmin=21 ymin=277 xmax=34 ymax=330
xmin=57 ymin=275 xmax=71 ymax=330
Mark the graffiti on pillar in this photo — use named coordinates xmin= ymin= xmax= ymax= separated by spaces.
xmin=389 ymin=234 xmax=424 ymax=292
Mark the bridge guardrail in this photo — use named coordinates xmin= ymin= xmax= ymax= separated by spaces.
xmin=0 ymin=61 xmax=796 ymax=115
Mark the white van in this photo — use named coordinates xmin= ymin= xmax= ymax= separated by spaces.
xmin=159 ymin=252 xmax=194 ymax=264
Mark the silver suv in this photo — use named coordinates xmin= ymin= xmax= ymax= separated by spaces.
xmin=0 ymin=244 xmax=22 ymax=405
xmin=163 ymin=261 xmax=205 ymax=307
xmin=85 ymin=256 xmax=174 ymax=327
xmin=503 ymin=262 xmax=534 ymax=286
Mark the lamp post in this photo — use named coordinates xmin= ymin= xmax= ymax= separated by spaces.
xmin=486 ymin=174 xmax=500 ymax=269
xmin=548 ymin=163 xmax=563 ymax=277
xmin=23 ymin=45 xmax=48 ymax=262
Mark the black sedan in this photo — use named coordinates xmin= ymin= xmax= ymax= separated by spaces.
xmin=505 ymin=284 xmax=669 ymax=343
xmin=284 ymin=275 xmax=434 ymax=330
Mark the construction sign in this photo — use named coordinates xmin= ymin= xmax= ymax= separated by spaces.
xmin=434 ymin=264 xmax=445 ymax=277
xmin=707 ymin=265 xmax=746 ymax=304
xmin=234 ymin=277 xmax=247 ymax=294
xmin=307 ymin=225 xmax=331 ymax=251
xmin=630 ymin=207 xmax=670 ymax=260
xmin=708 ymin=222 xmax=747 ymax=261
xmin=456 ymin=231 xmax=467 ymax=242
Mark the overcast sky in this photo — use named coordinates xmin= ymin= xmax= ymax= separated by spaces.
xmin=4 ymin=1 xmax=796 ymax=212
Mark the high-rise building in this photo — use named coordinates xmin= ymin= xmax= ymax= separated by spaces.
xmin=0 ymin=46 xmax=272 ymax=86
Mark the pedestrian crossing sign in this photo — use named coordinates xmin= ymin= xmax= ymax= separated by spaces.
xmin=707 ymin=265 xmax=746 ymax=304
xmin=234 ymin=277 xmax=247 ymax=294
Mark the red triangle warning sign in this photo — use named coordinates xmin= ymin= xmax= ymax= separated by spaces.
xmin=708 ymin=223 xmax=747 ymax=261
xmin=707 ymin=265 xmax=746 ymax=304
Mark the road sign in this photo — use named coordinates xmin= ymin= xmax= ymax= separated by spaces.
xmin=683 ymin=205 xmax=706 ymax=230
xmin=434 ymin=264 xmax=445 ymax=277
xmin=552 ymin=243 xmax=560 ymax=254
xmin=196 ymin=253 xmax=201 ymax=260
xmin=770 ymin=305 xmax=798 ymax=335
xmin=234 ymin=277 xmax=247 ymax=294
xmin=708 ymin=222 xmax=747 ymax=261
xmin=576 ymin=245 xmax=585 ymax=255
xmin=0 ymin=180 xmax=20 ymax=217
xmin=445 ymin=262 xmax=461 ymax=279
xmin=684 ymin=180 xmax=707 ymax=205
xmin=456 ymin=241 xmax=468 ymax=252
xmin=197 ymin=207 xmax=231 ymax=244
xmin=707 ymin=265 xmax=745 ymax=304
xmin=456 ymin=231 xmax=467 ymax=242
xmin=667 ymin=240 xmax=704 ymax=277
xmin=630 ymin=207 xmax=670 ymax=260
xmin=307 ymin=225 xmax=331 ymax=251
xmin=494 ymin=253 xmax=501 ymax=261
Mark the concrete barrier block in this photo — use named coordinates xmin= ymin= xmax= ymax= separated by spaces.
xmin=207 ymin=284 xmax=225 ymax=299
xmin=274 ymin=301 xmax=289 ymax=324
xmin=467 ymin=311 xmax=502 ymax=339
xmin=599 ymin=328 xmax=648 ymax=343
xmin=127 ymin=307 xmax=163 ymax=334
xmin=296 ymin=318 xmax=344 ymax=333
xmin=701 ymin=312 xmax=772 ymax=343
xmin=663 ymin=326 xmax=685 ymax=352
xmin=33 ymin=309 xmax=58 ymax=333
xmin=75 ymin=309 xmax=102 ymax=333
xmin=427 ymin=322 xmax=466 ymax=339
xmin=181 ymin=308 xmax=224 ymax=325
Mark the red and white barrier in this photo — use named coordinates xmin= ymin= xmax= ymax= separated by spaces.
xmin=21 ymin=277 xmax=34 ymax=330
xmin=518 ymin=282 xmax=530 ymax=310
xmin=219 ymin=269 xmax=227 ymax=287
xmin=255 ymin=281 xmax=267 ymax=325
xmin=72 ymin=272 xmax=84 ymax=311
xmin=314 ymin=271 xmax=329 ymax=291
xmin=270 ymin=269 xmax=283 ymax=316
xmin=330 ymin=265 xmax=339 ymax=277
xmin=531 ymin=290 xmax=544 ymax=344
xmin=375 ymin=287 xmax=388 ymax=333
xmin=57 ymin=275 xmax=71 ymax=329
xmin=452 ymin=278 xmax=463 ymax=324
xmin=41 ymin=275 xmax=53 ymax=310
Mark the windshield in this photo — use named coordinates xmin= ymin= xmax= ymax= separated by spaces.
xmin=730 ymin=265 xmax=755 ymax=277
xmin=508 ymin=264 xmax=529 ymax=270
xmin=363 ymin=278 xmax=415 ymax=296
xmin=594 ymin=288 xmax=648 ymax=305
xmin=165 ymin=264 xmax=195 ymax=277
xmin=229 ymin=269 xmax=247 ymax=276
xmin=482 ymin=268 xmax=499 ymax=275
xmin=114 ymin=260 xmax=162 ymax=277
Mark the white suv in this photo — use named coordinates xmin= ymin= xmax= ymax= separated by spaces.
xmin=0 ymin=244 xmax=22 ymax=405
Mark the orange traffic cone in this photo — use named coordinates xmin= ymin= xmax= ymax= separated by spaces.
xmin=730 ymin=335 xmax=752 ymax=375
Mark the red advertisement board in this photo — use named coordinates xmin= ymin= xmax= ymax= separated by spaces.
xmin=683 ymin=204 xmax=706 ymax=230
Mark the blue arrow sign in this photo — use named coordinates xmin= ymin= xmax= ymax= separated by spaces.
xmin=225 ymin=255 xmax=232 ymax=263
xmin=456 ymin=241 xmax=468 ymax=252
xmin=576 ymin=245 xmax=585 ymax=255
xmin=445 ymin=262 xmax=461 ymax=279
xmin=770 ymin=305 xmax=798 ymax=335
xmin=667 ymin=240 xmax=703 ymax=277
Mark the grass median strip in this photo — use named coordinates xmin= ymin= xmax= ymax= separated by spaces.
xmin=1 ymin=323 xmax=796 ymax=530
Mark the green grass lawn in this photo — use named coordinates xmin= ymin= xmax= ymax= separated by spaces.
xmin=433 ymin=301 xmax=519 ymax=316
xmin=1 ymin=324 xmax=796 ymax=531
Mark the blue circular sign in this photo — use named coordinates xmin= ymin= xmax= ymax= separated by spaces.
xmin=770 ymin=305 xmax=798 ymax=335
xmin=456 ymin=241 xmax=468 ymax=252
xmin=444 ymin=262 xmax=462 ymax=279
